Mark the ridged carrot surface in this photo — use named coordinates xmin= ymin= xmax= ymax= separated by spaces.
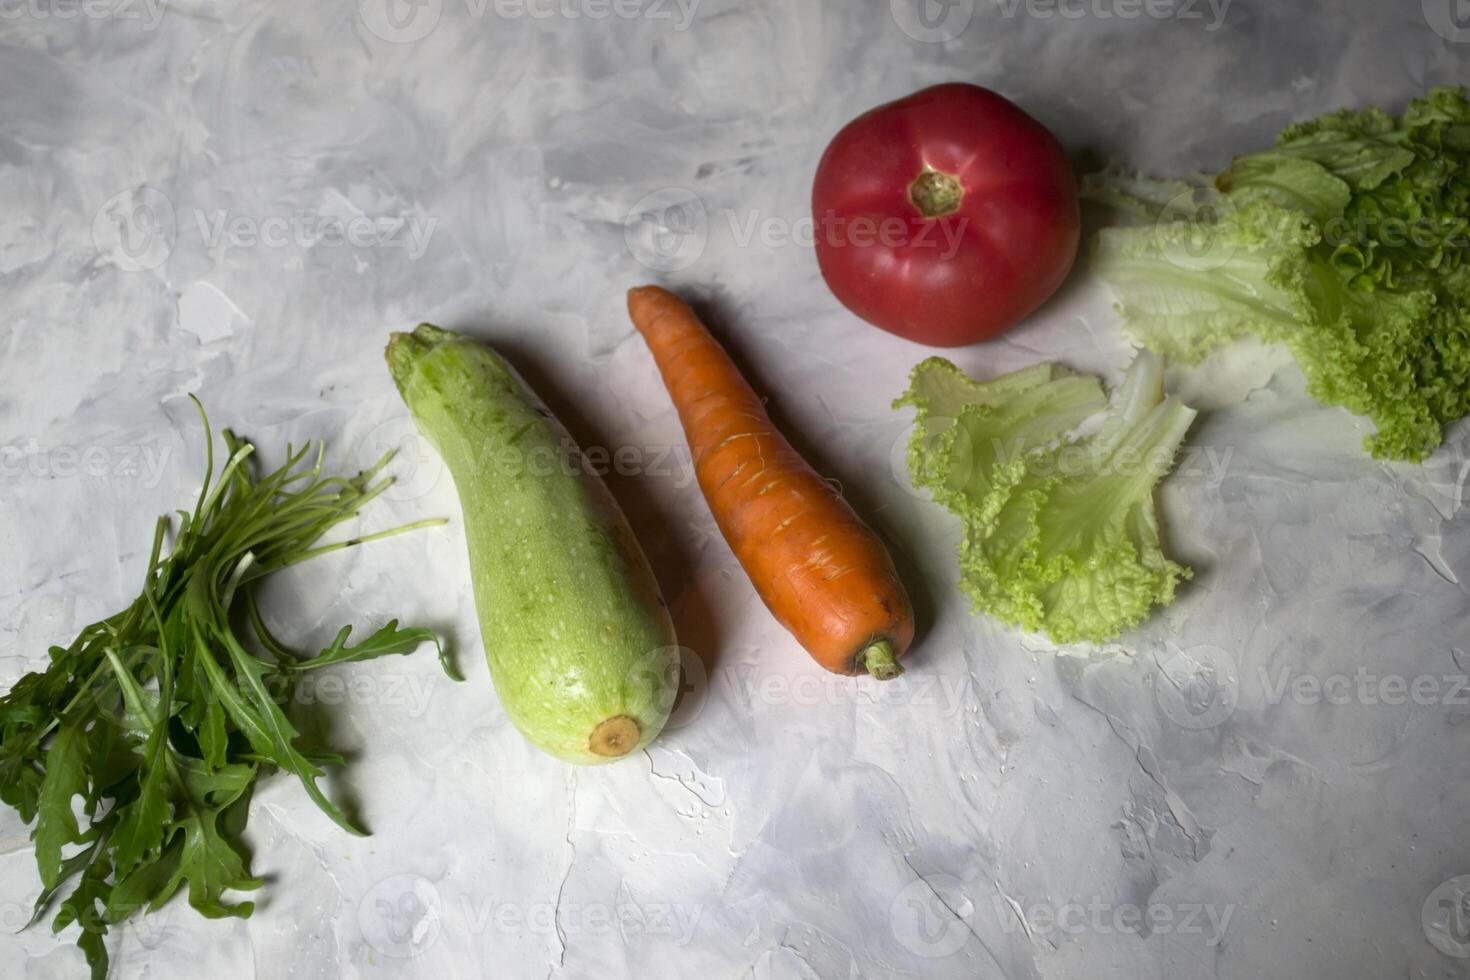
xmin=627 ymin=286 xmax=914 ymax=678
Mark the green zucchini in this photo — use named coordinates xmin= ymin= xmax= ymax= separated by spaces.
xmin=386 ymin=325 xmax=678 ymax=764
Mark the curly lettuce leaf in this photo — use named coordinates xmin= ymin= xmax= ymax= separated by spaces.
xmin=1078 ymin=162 xmax=1218 ymax=222
xmin=1216 ymin=155 xmax=1353 ymax=225
xmin=1088 ymin=198 xmax=1318 ymax=363
xmin=896 ymin=358 xmax=1106 ymax=523
xmin=1084 ymin=86 xmax=1470 ymax=461
xmin=897 ymin=351 xmax=1195 ymax=645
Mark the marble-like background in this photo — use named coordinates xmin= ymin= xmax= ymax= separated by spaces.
xmin=2 ymin=1 xmax=1468 ymax=977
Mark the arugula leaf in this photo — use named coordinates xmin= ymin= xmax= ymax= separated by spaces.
xmin=291 ymin=620 xmax=449 ymax=674
xmin=53 ymin=846 xmax=114 ymax=980
xmin=0 ymin=400 xmax=455 ymax=975
xmin=34 ymin=725 xmax=89 ymax=889
xmin=28 ymin=838 xmax=104 ymax=930
xmin=162 ymin=806 xmax=261 ymax=919
xmin=107 ymin=843 xmax=184 ymax=921
xmin=211 ymin=620 xmax=367 ymax=836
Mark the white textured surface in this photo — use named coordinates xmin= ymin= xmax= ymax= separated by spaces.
xmin=2 ymin=2 xmax=1469 ymax=978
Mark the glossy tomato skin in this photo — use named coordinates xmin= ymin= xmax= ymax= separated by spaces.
xmin=812 ymin=83 xmax=1079 ymax=348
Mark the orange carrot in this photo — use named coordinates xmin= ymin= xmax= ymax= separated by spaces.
xmin=627 ymin=286 xmax=914 ymax=679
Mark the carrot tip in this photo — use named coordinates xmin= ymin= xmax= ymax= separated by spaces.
xmin=863 ymin=640 xmax=903 ymax=681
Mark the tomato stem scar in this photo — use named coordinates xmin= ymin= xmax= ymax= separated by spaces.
xmin=909 ymin=169 xmax=964 ymax=218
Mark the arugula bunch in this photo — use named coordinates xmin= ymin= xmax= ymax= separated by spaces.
xmin=0 ymin=401 xmax=458 ymax=978
xmin=1083 ymin=86 xmax=1470 ymax=461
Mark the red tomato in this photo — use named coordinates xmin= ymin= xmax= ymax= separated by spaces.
xmin=812 ymin=83 xmax=1079 ymax=348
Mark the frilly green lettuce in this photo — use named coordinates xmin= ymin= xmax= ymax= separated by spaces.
xmin=1083 ymin=86 xmax=1470 ymax=461
xmin=896 ymin=351 xmax=1196 ymax=645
